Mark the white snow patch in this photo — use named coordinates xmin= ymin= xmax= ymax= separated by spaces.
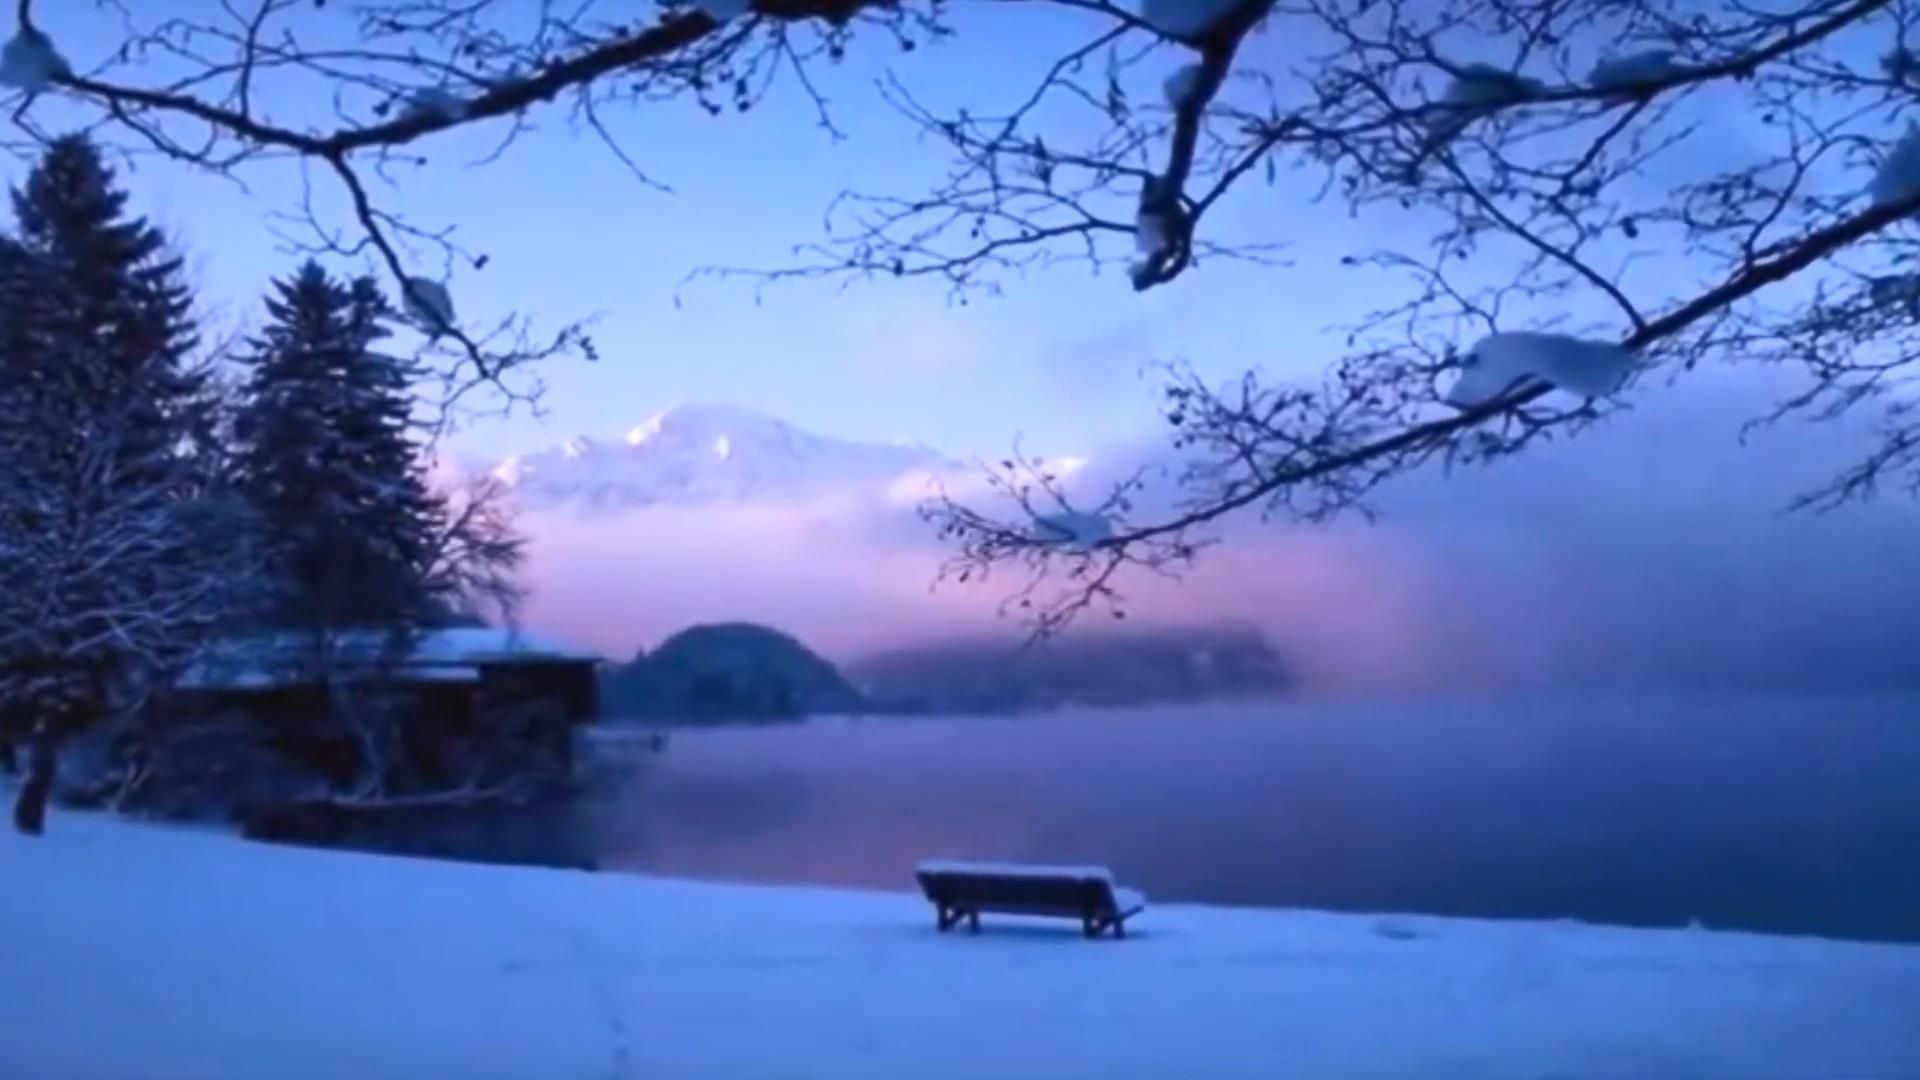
xmin=494 ymin=404 xmax=961 ymax=513
xmin=3 ymin=812 xmax=1919 ymax=1079
xmin=1139 ymin=0 xmax=1251 ymax=42
xmin=1441 ymin=64 xmax=1546 ymax=108
xmin=406 ymin=626 xmax=602 ymax=664
xmin=1030 ymin=509 xmax=1114 ymax=550
xmin=1433 ymin=63 xmax=1543 ymax=119
xmin=1422 ymin=63 xmax=1545 ymax=151
xmin=400 ymin=276 xmax=457 ymax=336
xmin=0 ymin=26 xmax=70 ymax=92
xmin=400 ymin=86 xmax=468 ymax=123
xmin=918 ymin=859 xmax=1118 ymax=884
xmin=176 ymin=627 xmax=601 ymax=689
xmin=492 ymin=455 xmax=529 ymax=485
xmin=1446 ymin=331 xmax=1637 ymax=406
xmin=1869 ymin=123 xmax=1920 ymax=212
xmin=1053 ymin=455 xmax=1091 ymax=478
xmin=1131 ymin=182 xmax=1178 ymax=286
xmin=1587 ymin=50 xmax=1682 ymax=91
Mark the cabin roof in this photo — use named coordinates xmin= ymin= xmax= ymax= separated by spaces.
xmin=403 ymin=627 xmax=602 ymax=665
xmin=179 ymin=664 xmax=485 ymax=691
xmin=176 ymin=628 xmax=600 ymax=691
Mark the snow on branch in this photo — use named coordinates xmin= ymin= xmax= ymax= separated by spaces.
xmin=894 ymin=0 xmax=1920 ymax=637
xmin=688 ymin=2 xmax=1284 ymax=299
xmin=14 ymin=0 xmax=1920 ymax=641
xmin=0 ymin=380 xmax=252 ymax=695
xmin=709 ymin=0 xmax=1890 ymax=295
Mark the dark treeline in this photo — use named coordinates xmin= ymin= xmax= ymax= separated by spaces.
xmin=0 ymin=135 xmax=531 ymax=836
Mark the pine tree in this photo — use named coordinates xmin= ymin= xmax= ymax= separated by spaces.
xmin=11 ymin=135 xmax=204 ymax=482
xmin=0 ymin=135 xmax=228 ymax=834
xmin=234 ymin=260 xmax=448 ymax=631
xmin=230 ymin=262 xmax=536 ymax=804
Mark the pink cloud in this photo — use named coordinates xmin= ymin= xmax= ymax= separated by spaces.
xmin=508 ymin=370 xmax=1920 ymax=693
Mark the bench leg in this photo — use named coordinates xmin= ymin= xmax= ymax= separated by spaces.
xmin=1082 ymin=916 xmax=1098 ymax=939
xmin=1111 ymin=917 xmax=1127 ymax=940
xmin=937 ymin=907 xmax=982 ymax=934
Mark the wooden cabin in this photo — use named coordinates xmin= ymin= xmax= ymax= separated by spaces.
xmin=167 ymin=628 xmax=602 ymax=789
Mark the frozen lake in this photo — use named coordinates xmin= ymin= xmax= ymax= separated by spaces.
xmin=589 ymin=692 xmax=1920 ymax=944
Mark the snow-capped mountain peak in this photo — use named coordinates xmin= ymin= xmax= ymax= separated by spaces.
xmin=620 ymin=402 xmax=788 ymax=447
xmin=468 ymin=403 xmax=962 ymax=512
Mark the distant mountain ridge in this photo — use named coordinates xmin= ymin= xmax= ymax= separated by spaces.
xmin=600 ymin=622 xmax=869 ymax=723
xmin=597 ymin=620 xmax=1294 ymax=722
xmin=846 ymin=623 xmax=1292 ymax=714
xmin=456 ymin=403 xmax=961 ymax=511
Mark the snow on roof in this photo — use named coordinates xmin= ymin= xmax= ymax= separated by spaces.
xmin=916 ymin=859 xmax=1118 ymax=884
xmin=177 ymin=661 xmax=483 ymax=692
xmin=176 ymin=669 xmax=280 ymax=692
xmin=395 ymin=665 xmax=483 ymax=684
xmin=403 ymin=627 xmax=602 ymax=665
xmin=176 ymin=628 xmax=599 ymax=690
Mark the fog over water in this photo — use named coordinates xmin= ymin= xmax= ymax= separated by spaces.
xmin=589 ymin=694 xmax=1920 ymax=945
xmin=512 ymin=367 xmax=1920 ymax=945
xmin=523 ymin=371 xmax=1920 ymax=694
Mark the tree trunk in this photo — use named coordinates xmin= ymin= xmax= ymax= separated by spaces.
xmin=12 ymin=726 xmax=57 ymax=836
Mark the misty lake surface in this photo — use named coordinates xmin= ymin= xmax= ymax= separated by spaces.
xmin=584 ymin=693 xmax=1920 ymax=943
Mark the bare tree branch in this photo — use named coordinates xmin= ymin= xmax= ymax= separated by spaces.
xmin=15 ymin=0 xmax=1920 ymax=639
xmin=6 ymin=0 xmax=939 ymax=418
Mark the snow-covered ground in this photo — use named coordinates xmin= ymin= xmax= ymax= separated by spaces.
xmin=4 ymin=813 xmax=1919 ymax=1079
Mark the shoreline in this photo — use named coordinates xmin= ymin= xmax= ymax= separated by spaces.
xmin=7 ymin=811 xmax=1920 ymax=1080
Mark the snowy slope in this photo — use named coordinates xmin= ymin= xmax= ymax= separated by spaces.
xmin=473 ymin=403 xmax=959 ymax=511
xmin=4 ymin=812 xmax=1919 ymax=1079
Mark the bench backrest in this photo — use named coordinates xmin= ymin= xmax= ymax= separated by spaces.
xmin=916 ymin=867 xmax=1120 ymax=916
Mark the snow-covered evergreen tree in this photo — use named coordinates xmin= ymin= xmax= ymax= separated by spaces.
xmin=0 ymin=136 xmax=233 ymax=834
xmin=12 ymin=135 xmax=205 ymax=480
xmin=233 ymin=260 xmax=449 ymax=631
xmin=231 ymin=261 xmax=532 ymax=804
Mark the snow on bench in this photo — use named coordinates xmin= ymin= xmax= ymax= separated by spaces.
xmin=913 ymin=859 xmax=1147 ymax=939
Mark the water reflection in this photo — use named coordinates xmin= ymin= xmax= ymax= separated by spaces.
xmin=590 ymin=694 xmax=1920 ymax=943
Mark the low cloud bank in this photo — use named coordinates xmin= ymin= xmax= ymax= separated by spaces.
xmin=518 ymin=374 xmax=1920 ymax=693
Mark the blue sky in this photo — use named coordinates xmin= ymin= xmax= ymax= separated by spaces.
xmin=7 ymin=4 xmax=1893 ymax=466
xmin=9 ymin=3 xmax=1408 ymax=463
xmin=14 ymin=4 xmax=1920 ymax=680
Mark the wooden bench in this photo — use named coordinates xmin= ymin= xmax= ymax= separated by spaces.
xmin=914 ymin=859 xmax=1147 ymax=939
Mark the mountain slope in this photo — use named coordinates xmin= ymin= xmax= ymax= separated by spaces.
xmin=600 ymin=622 xmax=868 ymax=722
xmin=846 ymin=623 xmax=1292 ymax=713
xmin=475 ymin=403 xmax=958 ymax=511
